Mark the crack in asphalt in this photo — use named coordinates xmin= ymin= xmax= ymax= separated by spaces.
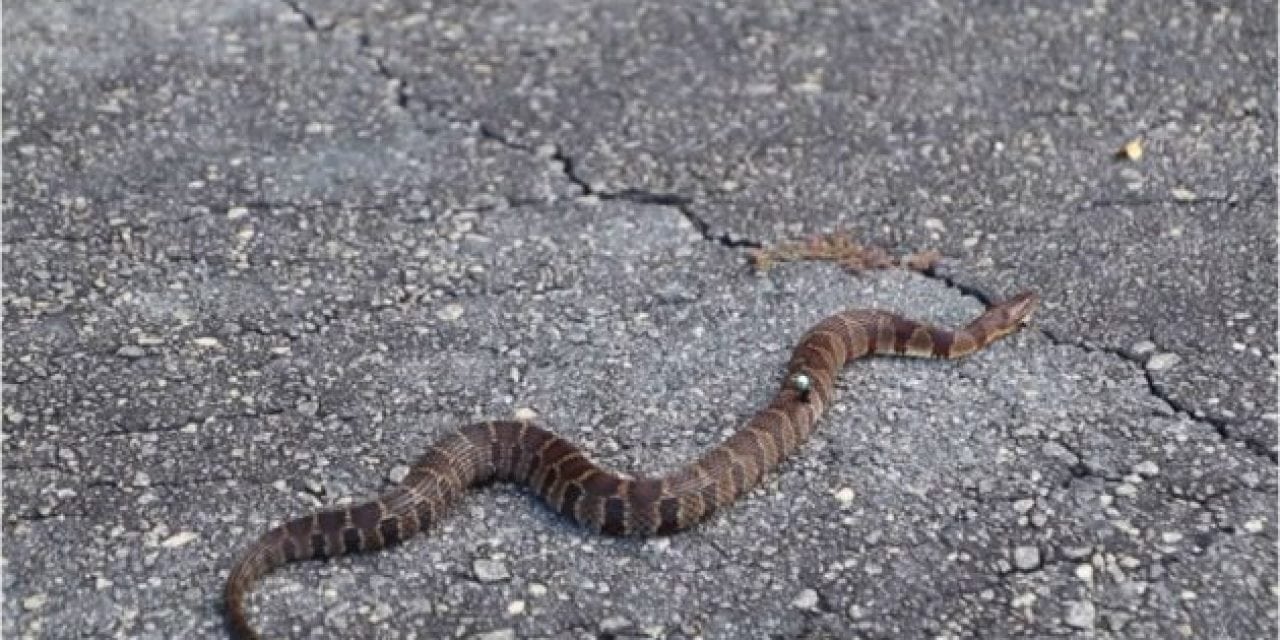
xmin=1040 ymin=326 xmax=1276 ymax=463
xmin=921 ymin=268 xmax=1276 ymax=464
xmin=278 ymin=0 xmax=762 ymax=254
xmin=7 ymin=510 xmax=90 ymax=523
xmin=279 ymin=0 xmax=329 ymax=33
xmin=480 ymin=122 xmax=759 ymax=249
xmin=276 ymin=0 xmax=1275 ymax=468
xmin=550 ymin=148 xmax=761 ymax=250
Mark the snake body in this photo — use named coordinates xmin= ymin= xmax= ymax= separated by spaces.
xmin=225 ymin=292 xmax=1039 ymax=638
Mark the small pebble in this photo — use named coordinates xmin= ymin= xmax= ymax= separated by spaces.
xmin=1013 ymin=498 xmax=1035 ymax=514
xmin=528 ymin=583 xmax=547 ymax=597
xmin=791 ymin=588 xmax=819 ymax=610
xmin=368 ymin=602 xmax=393 ymax=623
xmin=1120 ymin=581 xmax=1147 ymax=598
xmin=834 ymin=487 xmax=856 ymax=507
xmin=513 ymin=407 xmax=538 ymax=421
xmin=1132 ymin=460 xmax=1160 ymax=477
xmin=160 ymin=531 xmax=198 ymax=548
xmin=655 ymin=283 xmax=699 ymax=304
xmin=227 ymin=206 xmax=250 ymax=220
xmin=599 ymin=616 xmax=632 ymax=633
xmin=1075 ymin=564 xmax=1094 ymax=582
xmin=1243 ymin=519 xmax=1265 ymax=534
xmin=506 ymin=600 xmax=525 ymax=615
xmin=436 ymin=304 xmax=464 ymax=322
xmin=388 ymin=465 xmax=410 ymax=484
xmin=1042 ymin=441 xmax=1079 ymax=465
xmin=1129 ymin=340 xmax=1156 ymax=357
xmin=473 ymin=559 xmax=510 ymax=583
xmin=1064 ymin=600 xmax=1096 ymax=629
xmin=1146 ymin=352 xmax=1181 ymax=371
xmin=1170 ymin=187 xmax=1197 ymax=202
xmin=468 ymin=630 xmax=515 ymax=640
xmin=22 ymin=594 xmax=47 ymax=611
xmin=116 ymin=345 xmax=146 ymax=359
xmin=1013 ymin=546 xmax=1041 ymax=571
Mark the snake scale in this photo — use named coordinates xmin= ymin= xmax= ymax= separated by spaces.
xmin=225 ymin=291 xmax=1039 ymax=638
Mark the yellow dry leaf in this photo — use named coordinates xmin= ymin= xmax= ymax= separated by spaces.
xmin=1117 ymin=138 xmax=1144 ymax=161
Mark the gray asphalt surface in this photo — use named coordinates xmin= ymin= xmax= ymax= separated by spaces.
xmin=3 ymin=1 xmax=1275 ymax=639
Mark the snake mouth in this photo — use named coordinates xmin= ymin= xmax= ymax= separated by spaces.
xmin=1003 ymin=291 xmax=1040 ymax=326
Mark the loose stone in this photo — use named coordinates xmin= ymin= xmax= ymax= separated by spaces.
xmin=1013 ymin=546 xmax=1041 ymax=571
xmin=473 ymin=558 xmax=510 ymax=583
xmin=1129 ymin=340 xmax=1156 ymax=357
xmin=468 ymin=630 xmax=515 ymax=640
xmin=599 ymin=616 xmax=632 ymax=633
xmin=791 ymin=588 xmax=819 ymax=610
xmin=1145 ymin=352 xmax=1181 ymax=371
xmin=1075 ymin=564 xmax=1094 ymax=581
xmin=436 ymin=304 xmax=465 ymax=322
xmin=116 ymin=345 xmax=146 ymax=359
xmin=1064 ymin=600 xmax=1096 ymax=629
xmin=834 ymin=487 xmax=856 ymax=507
xmin=1132 ymin=460 xmax=1160 ymax=477
xmin=22 ymin=594 xmax=47 ymax=611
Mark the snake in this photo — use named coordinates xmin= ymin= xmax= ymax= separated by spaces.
xmin=224 ymin=291 xmax=1039 ymax=638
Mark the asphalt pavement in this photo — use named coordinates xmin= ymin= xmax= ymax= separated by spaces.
xmin=3 ymin=1 xmax=1275 ymax=638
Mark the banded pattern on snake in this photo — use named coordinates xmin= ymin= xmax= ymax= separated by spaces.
xmin=225 ymin=291 xmax=1039 ymax=638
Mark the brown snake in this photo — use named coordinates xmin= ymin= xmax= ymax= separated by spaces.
xmin=225 ymin=291 xmax=1039 ymax=638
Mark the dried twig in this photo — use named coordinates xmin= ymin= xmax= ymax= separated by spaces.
xmin=748 ymin=231 xmax=941 ymax=275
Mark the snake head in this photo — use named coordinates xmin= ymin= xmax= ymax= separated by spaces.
xmin=1002 ymin=291 xmax=1040 ymax=327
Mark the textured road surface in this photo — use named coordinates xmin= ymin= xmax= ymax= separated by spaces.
xmin=4 ymin=1 xmax=1275 ymax=639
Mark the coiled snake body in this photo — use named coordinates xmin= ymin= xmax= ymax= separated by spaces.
xmin=225 ymin=292 xmax=1039 ymax=638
